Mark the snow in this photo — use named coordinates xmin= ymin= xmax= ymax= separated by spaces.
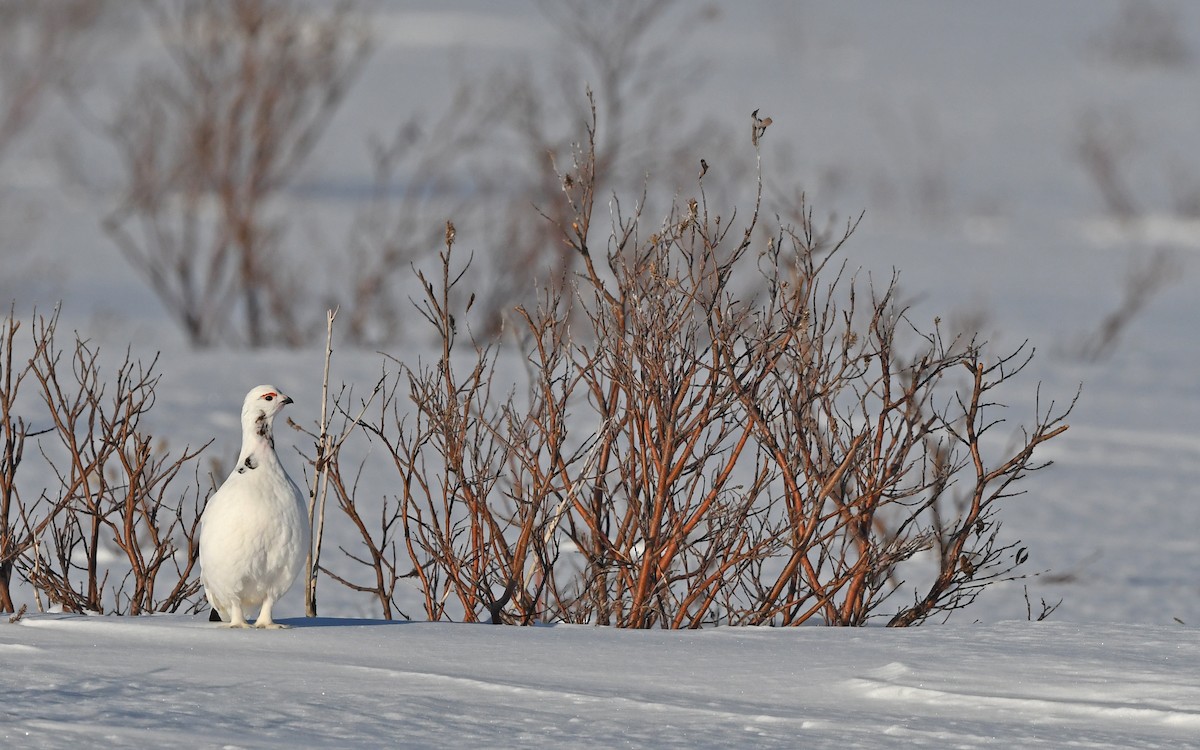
xmin=5 ymin=615 xmax=1199 ymax=749
xmin=4 ymin=1 xmax=1200 ymax=747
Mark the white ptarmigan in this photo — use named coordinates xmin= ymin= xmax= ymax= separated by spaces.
xmin=199 ymin=385 xmax=309 ymax=629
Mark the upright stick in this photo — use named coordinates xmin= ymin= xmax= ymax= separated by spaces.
xmin=306 ymin=307 xmax=338 ymax=617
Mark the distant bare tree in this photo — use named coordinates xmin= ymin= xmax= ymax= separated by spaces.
xmin=1074 ymin=111 xmax=1184 ymax=360
xmin=1076 ymin=112 xmax=1139 ymax=223
xmin=338 ymin=91 xmax=492 ymax=346
xmin=342 ymin=0 xmax=732 ymax=344
xmin=1090 ymin=0 xmax=1191 ymax=70
xmin=472 ymin=0 xmax=729 ymax=334
xmin=0 ymin=0 xmax=109 ymax=300
xmin=0 ymin=0 xmax=105 ymax=161
xmin=1076 ymin=246 xmax=1181 ymax=361
xmin=103 ymin=0 xmax=370 ymax=347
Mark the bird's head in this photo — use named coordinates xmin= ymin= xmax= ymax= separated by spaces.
xmin=241 ymin=384 xmax=294 ymax=434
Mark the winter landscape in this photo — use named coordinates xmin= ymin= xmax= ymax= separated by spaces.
xmin=3 ymin=1 xmax=1200 ymax=747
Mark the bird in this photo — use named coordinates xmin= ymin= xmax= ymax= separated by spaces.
xmin=199 ymin=385 xmax=309 ymax=629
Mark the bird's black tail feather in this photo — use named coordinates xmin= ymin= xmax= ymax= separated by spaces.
xmin=208 ymin=608 xmax=222 ymax=622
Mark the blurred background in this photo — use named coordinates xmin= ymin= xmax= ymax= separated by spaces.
xmin=2 ymin=1 xmax=1196 ymax=349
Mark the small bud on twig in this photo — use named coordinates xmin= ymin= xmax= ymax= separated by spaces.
xmin=751 ymin=109 xmax=773 ymax=146
xmin=959 ymin=556 xmax=976 ymax=577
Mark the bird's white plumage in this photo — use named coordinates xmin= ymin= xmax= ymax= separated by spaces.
xmin=199 ymin=385 xmax=309 ymax=629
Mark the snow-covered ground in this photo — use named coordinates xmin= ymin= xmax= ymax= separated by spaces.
xmin=4 ymin=1 xmax=1200 ymax=747
xmin=5 ymin=614 xmax=1200 ymax=749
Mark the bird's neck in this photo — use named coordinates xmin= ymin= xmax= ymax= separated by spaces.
xmin=239 ymin=415 xmax=277 ymax=465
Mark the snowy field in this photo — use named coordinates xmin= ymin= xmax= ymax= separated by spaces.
xmin=4 ymin=1 xmax=1200 ymax=747
xmin=4 ymin=615 xmax=1200 ymax=748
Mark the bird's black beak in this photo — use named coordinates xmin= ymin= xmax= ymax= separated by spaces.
xmin=283 ymin=396 xmax=294 ymax=405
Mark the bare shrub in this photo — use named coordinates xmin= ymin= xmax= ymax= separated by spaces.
xmin=288 ymin=307 xmax=382 ymax=617
xmin=319 ymin=222 xmax=576 ymax=622
xmin=541 ymin=108 xmax=1072 ymax=627
xmin=321 ymin=102 xmax=1073 ymax=627
xmin=0 ymin=308 xmax=45 ymax=612
xmin=102 ymin=0 xmax=370 ymax=347
xmin=9 ymin=309 xmax=210 ymax=614
xmin=354 ymin=227 xmax=529 ymax=623
xmin=300 ymin=384 xmax=402 ymax=619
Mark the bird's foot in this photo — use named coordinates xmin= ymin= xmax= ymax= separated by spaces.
xmin=254 ymin=621 xmax=290 ymax=630
xmin=221 ymin=621 xmax=253 ymax=629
